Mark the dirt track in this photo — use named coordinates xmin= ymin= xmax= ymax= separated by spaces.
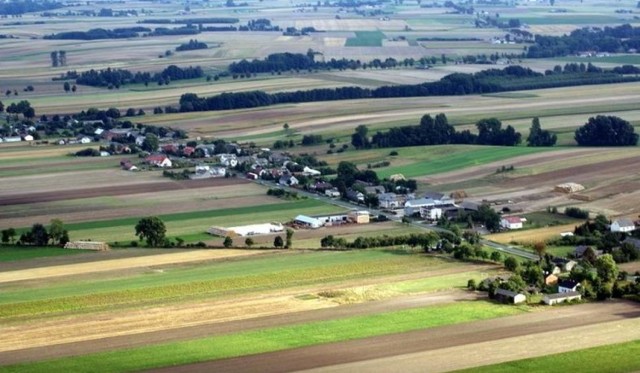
xmin=147 ymin=301 xmax=640 ymax=373
xmin=0 ymin=178 xmax=249 ymax=206
xmin=0 ymin=291 xmax=479 ymax=365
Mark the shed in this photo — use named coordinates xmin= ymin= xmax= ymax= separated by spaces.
xmin=494 ymin=288 xmax=526 ymax=304
xmin=348 ymin=210 xmax=370 ymax=224
xmin=294 ymin=215 xmax=323 ymax=229
xmin=64 ymin=241 xmax=110 ymax=251
xmin=543 ymin=291 xmax=582 ymax=305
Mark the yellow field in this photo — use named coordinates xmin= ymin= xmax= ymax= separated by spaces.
xmin=485 ymin=224 xmax=579 ymax=245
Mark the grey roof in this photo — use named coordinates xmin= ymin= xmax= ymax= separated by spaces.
xmin=424 ymin=191 xmax=445 ymax=200
xmin=378 ymin=192 xmax=398 ymax=201
xmin=405 ymin=198 xmax=435 ymax=207
xmin=294 ymin=215 xmax=322 ymax=226
xmin=623 ymin=237 xmax=640 ymax=250
xmin=495 ymin=288 xmax=522 ymax=298
xmin=545 ymin=291 xmax=581 ymax=300
xmin=614 ymin=218 xmax=635 ymax=228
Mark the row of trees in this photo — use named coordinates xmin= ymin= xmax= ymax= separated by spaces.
xmin=175 ymin=39 xmax=208 ymax=52
xmin=2 ymin=219 xmax=69 ymax=246
xmin=177 ymin=66 xmax=640 ymax=113
xmin=527 ymin=24 xmax=640 ymax=58
xmin=66 ymin=65 xmax=204 ymax=88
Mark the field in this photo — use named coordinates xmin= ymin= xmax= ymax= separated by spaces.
xmin=2 ymin=0 xmax=640 ymax=371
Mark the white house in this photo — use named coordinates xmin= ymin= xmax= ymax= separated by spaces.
xmin=404 ymin=198 xmax=435 ymax=216
xmin=218 ymin=154 xmax=238 ymax=168
xmin=302 ymin=166 xmax=321 ymax=176
xmin=279 ymin=174 xmax=299 ymax=186
xmin=145 ymin=154 xmax=172 ymax=167
xmin=494 ymin=288 xmax=527 ymax=304
xmin=500 ymin=216 xmax=523 ymax=230
xmin=22 ymin=135 xmax=34 ymax=141
xmin=379 ymin=193 xmax=400 ymax=209
xmin=558 ymin=279 xmax=580 ymax=293
xmin=611 ymin=218 xmax=636 ymax=233
xmin=543 ymin=291 xmax=582 ymax=305
xmin=79 ymin=136 xmax=92 ymax=144
xmin=325 ymin=188 xmax=341 ymax=198
xmin=420 ymin=206 xmax=442 ymax=221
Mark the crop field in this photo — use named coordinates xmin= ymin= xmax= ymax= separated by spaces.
xmin=3 ymin=0 xmax=640 ymax=371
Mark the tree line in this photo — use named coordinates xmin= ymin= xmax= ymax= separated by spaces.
xmin=43 ymin=26 xmax=203 ymax=40
xmin=0 ymin=0 xmax=62 ymax=15
xmin=177 ymin=65 xmax=640 ymax=113
xmin=527 ymin=24 xmax=640 ymax=58
xmin=62 ymin=65 xmax=204 ymax=88
xmin=175 ymin=39 xmax=208 ymax=52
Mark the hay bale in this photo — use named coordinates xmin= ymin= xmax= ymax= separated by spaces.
xmin=64 ymin=241 xmax=110 ymax=251
xmin=554 ymin=182 xmax=585 ymax=193
xmin=450 ymin=190 xmax=468 ymax=200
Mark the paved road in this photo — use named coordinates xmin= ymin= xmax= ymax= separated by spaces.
xmin=262 ymin=180 xmax=537 ymax=260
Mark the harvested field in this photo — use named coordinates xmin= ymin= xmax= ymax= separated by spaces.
xmin=0 ymin=177 xmax=250 ymax=206
xmin=485 ymin=224 xmax=579 ymax=245
xmin=0 ymin=249 xmax=270 ymax=283
xmin=145 ymin=301 xmax=640 ymax=373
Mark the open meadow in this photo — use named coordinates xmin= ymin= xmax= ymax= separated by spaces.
xmin=2 ymin=0 xmax=640 ymax=371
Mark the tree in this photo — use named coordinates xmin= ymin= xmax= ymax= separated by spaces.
xmin=135 ymin=217 xmax=167 ymax=247
xmin=490 ymin=251 xmax=503 ymax=263
xmin=504 ymin=256 xmax=519 ymax=272
xmin=48 ymin=219 xmax=66 ymax=245
xmin=595 ymin=254 xmax=619 ymax=284
xmin=575 ymin=115 xmax=638 ymax=146
xmin=1 ymin=228 xmax=16 ymax=244
xmin=71 ymin=84 xmax=77 ymax=93
xmin=50 ymin=51 xmax=58 ymax=67
xmin=63 ymin=82 xmax=71 ymax=93
xmin=533 ymin=241 xmax=546 ymax=260
xmin=285 ymin=228 xmax=294 ymax=249
xmin=527 ymin=117 xmax=557 ymax=147
xmin=223 ymin=236 xmax=233 ymax=248
xmin=467 ymin=278 xmax=477 ymax=290
xmin=29 ymin=224 xmax=50 ymax=246
xmin=351 ymin=125 xmax=370 ymax=149
xmin=274 ymin=235 xmax=284 ymax=248
xmin=141 ymin=133 xmax=159 ymax=152
xmin=283 ymin=122 xmax=290 ymax=135
xmin=245 ymin=237 xmax=254 ymax=247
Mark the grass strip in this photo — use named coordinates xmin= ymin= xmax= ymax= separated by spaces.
xmin=0 ymin=301 xmax=527 ymax=373
xmin=456 ymin=339 xmax=640 ymax=373
xmin=0 ymin=246 xmax=84 ymax=262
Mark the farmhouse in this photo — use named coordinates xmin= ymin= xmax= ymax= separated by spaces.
xmin=404 ymin=198 xmax=435 ymax=216
xmin=145 ymin=154 xmax=172 ymax=168
xmin=494 ymin=288 xmax=526 ymax=304
xmin=420 ymin=206 xmax=442 ymax=221
xmin=574 ymin=245 xmax=603 ymax=259
xmin=302 ymin=166 xmax=321 ymax=176
xmin=543 ymin=291 xmax=582 ymax=305
xmin=500 ymin=216 xmax=523 ymax=230
xmin=325 ymin=188 xmax=341 ymax=198
xmin=218 ymin=154 xmax=238 ymax=167
xmin=364 ymin=185 xmax=385 ymax=195
xmin=611 ymin=218 xmax=636 ymax=233
xmin=379 ymin=192 xmax=400 ymax=209
xmin=294 ymin=215 xmax=323 ymax=229
xmin=558 ymin=279 xmax=580 ymax=293
xmin=346 ymin=189 xmax=365 ymax=203
xmin=279 ymin=174 xmax=299 ymax=186
xmin=551 ymin=258 xmax=577 ymax=272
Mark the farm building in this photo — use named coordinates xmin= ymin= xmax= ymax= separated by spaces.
xmin=611 ymin=218 xmax=636 ymax=233
xmin=551 ymin=258 xmax=577 ymax=272
xmin=500 ymin=216 xmax=523 ymax=230
xmin=294 ymin=215 xmax=323 ymax=229
xmin=325 ymin=188 xmax=341 ymax=198
xmin=420 ymin=206 xmax=442 ymax=221
xmin=279 ymin=174 xmax=299 ymax=186
xmin=543 ymin=291 xmax=582 ymax=305
xmin=494 ymin=288 xmax=526 ymax=304
xmin=379 ymin=193 xmax=401 ymax=209
xmin=346 ymin=189 xmax=365 ymax=203
xmin=64 ymin=241 xmax=110 ymax=251
xmin=348 ymin=210 xmax=370 ymax=224
xmin=314 ymin=213 xmax=349 ymax=226
xmin=558 ymin=279 xmax=580 ymax=293
xmin=211 ymin=223 xmax=284 ymax=237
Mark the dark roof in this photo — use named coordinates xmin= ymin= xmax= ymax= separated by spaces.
xmin=551 ymin=258 xmax=569 ymax=265
xmin=574 ymin=245 xmax=590 ymax=257
xmin=545 ymin=291 xmax=581 ymax=300
xmin=558 ymin=279 xmax=579 ymax=289
xmin=623 ymin=237 xmax=640 ymax=250
xmin=495 ymin=288 xmax=522 ymax=298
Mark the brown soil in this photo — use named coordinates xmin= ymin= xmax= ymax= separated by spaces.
xmin=147 ymin=300 xmax=640 ymax=373
xmin=0 ymin=178 xmax=250 ymax=206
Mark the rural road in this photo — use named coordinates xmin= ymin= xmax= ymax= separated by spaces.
xmin=0 ymin=291 xmax=478 ymax=365
xmin=147 ymin=300 xmax=640 ymax=373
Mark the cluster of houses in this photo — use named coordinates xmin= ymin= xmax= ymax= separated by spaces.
xmin=0 ymin=134 xmax=35 ymax=143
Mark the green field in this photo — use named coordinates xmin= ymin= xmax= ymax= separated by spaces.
xmin=373 ymin=145 xmax=553 ymax=179
xmin=346 ymin=31 xmax=386 ymax=47
xmin=1 ymin=301 xmax=527 ymax=373
xmin=0 ymin=246 xmax=84 ymax=262
xmin=0 ymin=250 xmax=455 ymax=318
xmin=457 ymin=339 xmax=640 ymax=373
